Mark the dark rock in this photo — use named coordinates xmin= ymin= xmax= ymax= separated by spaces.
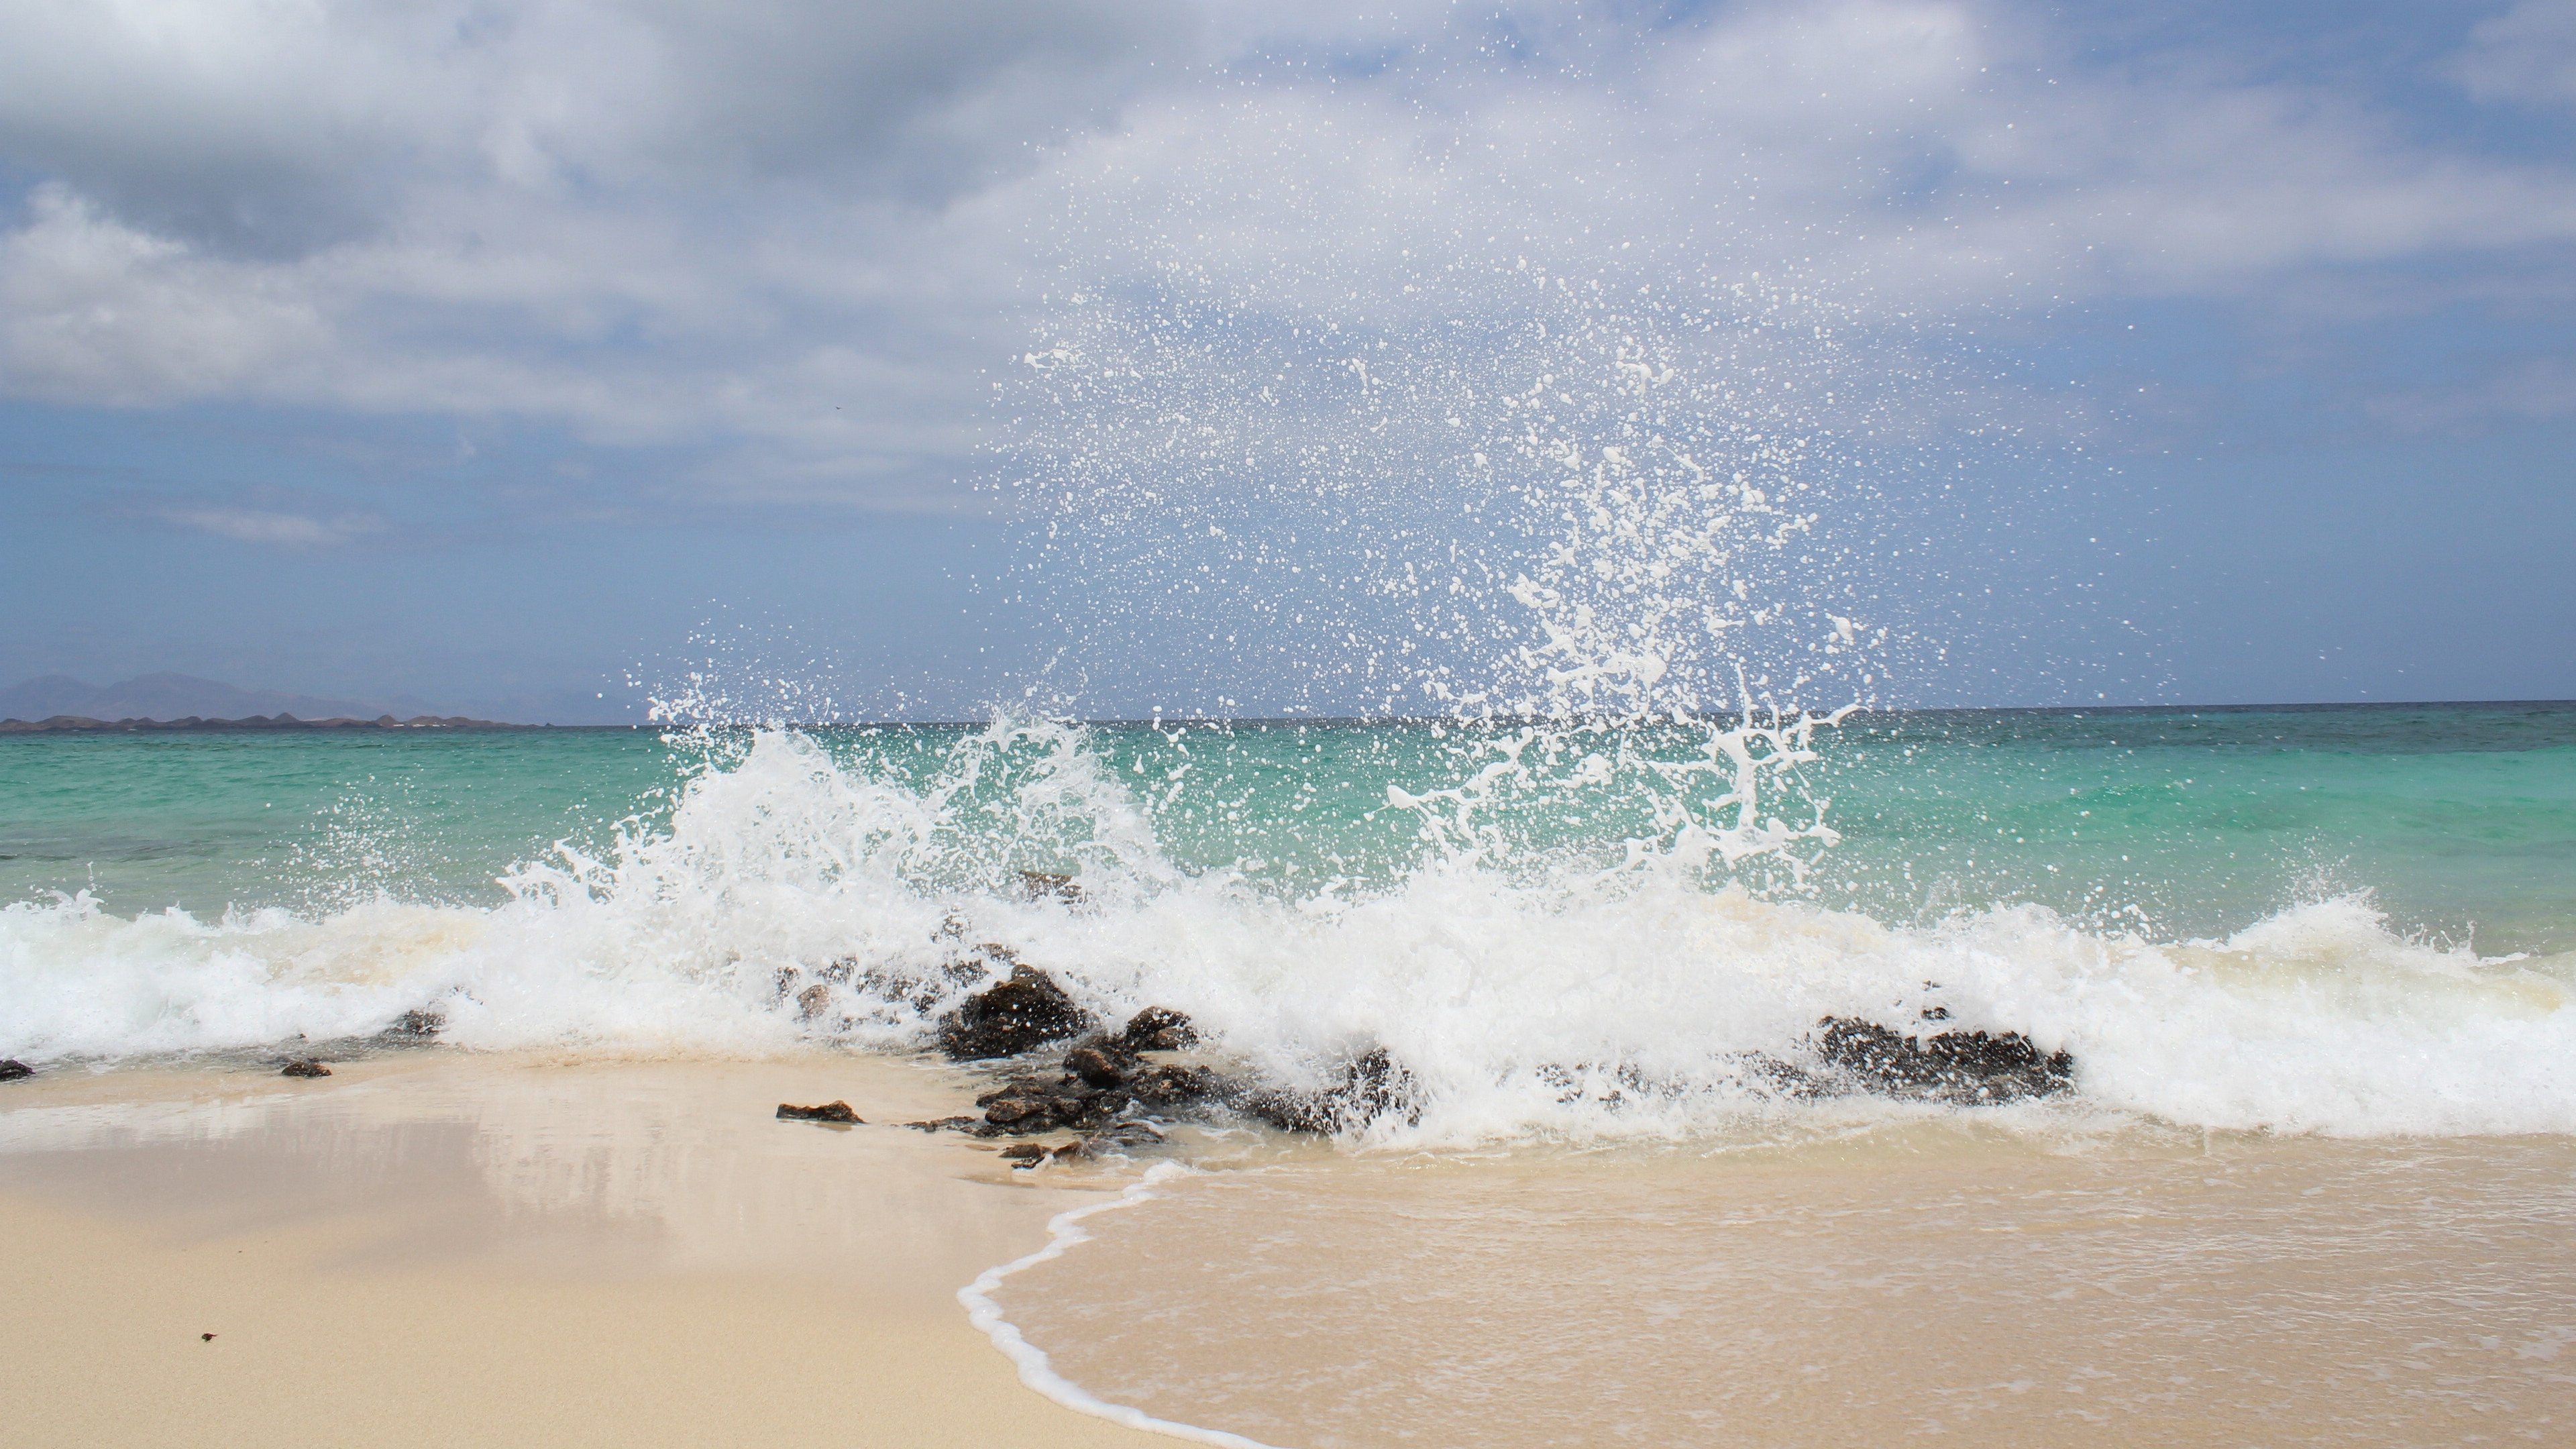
xmin=1814 ymin=1018 xmax=2074 ymax=1103
xmin=965 ymin=1060 xmax=1146 ymax=1134
xmin=979 ymin=1094 xmax=1053 ymax=1126
xmin=1037 ymin=1093 xmax=1116 ymax=1128
xmin=1237 ymin=1089 xmax=1330 ymax=1133
xmin=776 ymin=1101 xmax=863 ymax=1123
xmin=1242 ymin=1046 xmax=1419 ymax=1133
xmin=1000 ymin=1138 xmax=1070 ymax=1161
xmin=1015 ymin=870 xmax=1083 ymax=904
xmin=0 ymin=1059 xmax=32 ymax=1081
xmin=1064 ymin=1046 xmax=1129 ymax=1089
xmin=935 ymin=961 xmax=1093 ymax=1060
xmin=280 ymin=1059 xmax=331 ymax=1078
xmin=906 ymin=1030 xmax=1414 ymax=1144
xmin=998 ymin=1138 xmax=1093 ymax=1167
xmin=384 ymin=1008 xmax=444 ymax=1038
xmin=795 ymin=983 xmax=834 ymax=1021
xmin=1127 ymin=1063 xmax=1221 ymax=1108
xmin=1116 ymin=1006 xmax=1198 ymax=1053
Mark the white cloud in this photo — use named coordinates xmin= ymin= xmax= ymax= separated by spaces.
xmin=1035 ymin=3 xmax=2576 ymax=316
xmin=2451 ymin=0 xmax=2576 ymax=107
xmin=0 ymin=0 xmax=1196 ymax=251
xmin=154 ymin=504 xmax=389 ymax=547
xmin=1 ymin=0 xmax=2573 ymax=506
xmin=0 ymin=186 xmax=335 ymax=402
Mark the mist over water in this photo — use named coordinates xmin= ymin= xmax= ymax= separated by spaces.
xmin=996 ymin=264 xmax=1911 ymax=718
xmin=984 ymin=42 xmax=2163 ymax=722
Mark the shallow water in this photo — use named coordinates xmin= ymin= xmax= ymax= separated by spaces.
xmin=998 ymin=1130 xmax=2576 ymax=1447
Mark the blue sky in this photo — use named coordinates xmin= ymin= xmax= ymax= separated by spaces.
xmin=1 ymin=1 xmax=2571 ymax=721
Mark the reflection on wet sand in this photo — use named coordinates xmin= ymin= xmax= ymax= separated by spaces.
xmin=0 ymin=1051 xmax=1171 ymax=1449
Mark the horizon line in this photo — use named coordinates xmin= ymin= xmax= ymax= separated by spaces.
xmin=7 ymin=696 xmax=2573 ymax=733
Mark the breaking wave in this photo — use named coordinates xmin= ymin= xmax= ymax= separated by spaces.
xmin=3 ymin=718 xmax=2569 ymax=1140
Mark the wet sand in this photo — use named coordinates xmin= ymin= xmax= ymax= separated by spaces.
xmin=0 ymin=1050 xmax=1173 ymax=1448
xmin=1000 ymin=1122 xmax=2576 ymax=1447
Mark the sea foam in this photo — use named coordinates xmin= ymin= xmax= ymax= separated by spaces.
xmin=3 ymin=720 xmax=2568 ymax=1140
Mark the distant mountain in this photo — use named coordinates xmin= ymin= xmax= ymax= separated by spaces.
xmin=0 ymin=672 xmax=473 ymax=724
xmin=0 ymin=676 xmax=109 ymax=720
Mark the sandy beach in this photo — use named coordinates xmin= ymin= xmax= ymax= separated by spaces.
xmin=0 ymin=1050 xmax=1172 ymax=1449
xmin=11 ymin=1049 xmax=2576 ymax=1449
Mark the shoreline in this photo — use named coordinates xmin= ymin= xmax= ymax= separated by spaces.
xmin=0 ymin=1050 xmax=1183 ymax=1448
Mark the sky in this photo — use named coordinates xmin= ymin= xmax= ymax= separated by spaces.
xmin=1 ymin=0 xmax=2572 ymax=722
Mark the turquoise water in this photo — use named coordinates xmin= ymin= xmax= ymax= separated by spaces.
xmin=1820 ymin=702 xmax=2576 ymax=953
xmin=7 ymin=704 xmax=2571 ymax=951
xmin=3 ymin=704 xmax=2572 ymax=1138
xmin=0 ymin=727 xmax=676 ymax=917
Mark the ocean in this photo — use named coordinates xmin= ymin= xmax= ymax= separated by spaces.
xmin=5 ymin=704 xmax=2574 ymax=1443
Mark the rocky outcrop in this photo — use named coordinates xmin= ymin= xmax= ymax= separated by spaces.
xmin=898 ymin=961 xmax=2079 ymax=1163
xmin=776 ymin=1101 xmax=863 ymax=1123
xmin=1116 ymin=1006 xmax=1197 ymax=1052
xmin=1239 ymin=1046 xmax=1420 ymax=1132
xmin=910 ymin=1004 xmax=1219 ymax=1140
xmin=906 ymin=984 xmax=1425 ymax=1159
xmin=279 ymin=1059 xmax=332 ymax=1078
xmin=1063 ymin=1044 xmax=1128 ymax=1088
xmin=904 ymin=959 xmax=2075 ymax=1163
xmin=935 ymin=959 xmax=1095 ymax=1059
xmin=0 ymin=1059 xmax=32 ymax=1081
xmin=1542 ymin=1017 xmax=2080 ymax=1109
xmin=1813 ymin=1018 xmax=2073 ymax=1103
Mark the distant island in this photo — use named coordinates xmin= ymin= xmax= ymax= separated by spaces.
xmin=0 ymin=671 xmax=533 ymax=731
xmin=0 ymin=712 xmax=515 ymax=733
